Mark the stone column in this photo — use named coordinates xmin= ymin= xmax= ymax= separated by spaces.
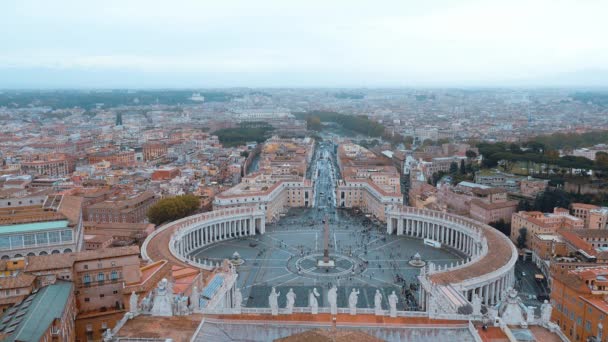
xmin=397 ymin=218 xmax=404 ymax=235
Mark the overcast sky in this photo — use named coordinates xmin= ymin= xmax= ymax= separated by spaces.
xmin=1 ymin=0 xmax=607 ymax=88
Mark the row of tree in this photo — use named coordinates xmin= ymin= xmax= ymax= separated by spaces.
xmin=531 ymin=130 xmax=608 ymax=151
xmin=295 ymin=111 xmax=386 ymax=137
xmin=147 ymin=194 xmax=201 ymax=225
xmin=214 ymin=122 xmax=274 ymax=147
xmin=477 ymin=142 xmax=608 ymax=172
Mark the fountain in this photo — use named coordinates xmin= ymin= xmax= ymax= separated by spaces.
xmin=230 ymin=251 xmax=245 ymax=266
xmin=408 ymin=252 xmax=426 ymax=267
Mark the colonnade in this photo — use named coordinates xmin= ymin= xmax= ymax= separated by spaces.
xmin=386 ymin=206 xmax=517 ymax=309
xmin=167 ymin=208 xmax=266 ymax=265
xmin=388 ymin=216 xmax=482 ymax=258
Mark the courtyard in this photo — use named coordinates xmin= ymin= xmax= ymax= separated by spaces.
xmin=190 ymin=208 xmax=465 ymax=311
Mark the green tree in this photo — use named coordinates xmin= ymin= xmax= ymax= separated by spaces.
xmin=449 ymin=162 xmax=458 ymax=174
xmin=306 ymin=116 xmax=322 ymax=131
xmin=517 ymin=227 xmax=528 ymax=249
xmin=489 ymin=219 xmax=510 ymax=236
xmin=533 ymin=189 xmax=571 ymax=213
xmin=465 ymin=150 xmax=477 ymax=159
xmin=147 ymin=194 xmax=201 ymax=225
xmin=459 ymin=159 xmax=466 ymax=175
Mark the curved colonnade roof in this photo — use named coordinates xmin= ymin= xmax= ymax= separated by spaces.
xmin=430 ymin=224 xmax=514 ymax=285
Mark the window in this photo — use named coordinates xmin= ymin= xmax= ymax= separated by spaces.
xmin=97 ymin=273 xmax=105 ymax=282
xmin=10 ymin=235 xmax=23 ymax=248
xmin=84 ymin=274 xmax=91 ymax=284
xmin=586 ymin=320 xmax=591 ymax=332
xmin=113 ymin=290 xmax=118 ymax=294
xmin=48 ymin=231 xmax=60 ymax=243
xmin=23 ymin=234 xmax=35 ymax=246
xmin=100 ymin=294 xmax=105 ymax=298
xmin=84 ymin=298 xmax=90 ymax=302
xmin=60 ymin=230 xmax=72 ymax=242
xmin=110 ymin=271 xmax=118 ymax=281
xmin=0 ymin=237 xmax=9 ymax=249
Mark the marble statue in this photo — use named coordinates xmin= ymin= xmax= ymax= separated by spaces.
xmin=102 ymin=328 xmax=113 ymax=342
xmin=285 ymin=288 xmax=296 ymax=314
xmin=472 ymin=293 xmax=482 ymax=316
xmin=178 ymin=296 xmax=189 ymax=315
xmin=540 ymin=300 xmax=552 ymax=324
xmin=309 ymin=288 xmax=320 ymax=314
xmin=234 ymin=288 xmax=243 ymax=313
xmin=526 ymin=306 xmax=535 ymax=323
xmin=269 ymin=287 xmax=280 ymax=315
xmin=328 ymin=285 xmax=338 ymax=315
xmin=140 ymin=293 xmax=152 ymax=312
xmin=348 ymin=288 xmax=360 ymax=315
xmin=388 ymin=291 xmax=398 ymax=317
xmin=190 ymin=286 xmax=200 ymax=311
xmin=129 ymin=291 xmax=139 ymax=314
xmin=374 ymin=289 xmax=383 ymax=315
xmin=151 ymin=278 xmax=174 ymax=317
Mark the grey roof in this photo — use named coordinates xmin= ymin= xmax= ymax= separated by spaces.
xmin=0 ymin=280 xmax=73 ymax=342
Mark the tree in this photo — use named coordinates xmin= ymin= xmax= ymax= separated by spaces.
xmin=517 ymin=227 xmax=528 ymax=249
xmin=459 ymin=159 xmax=466 ymax=175
xmin=533 ymin=189 xmax=571 ymax=213
xmin=465 ymin=150 xmax=477 ymax=159
xmin=449 ymin=162 xmax=458 ymax=174
xmin=596 ymin=152 xmax=608 ymax=170
xmin=147 ymin=194 xmax=201 ymax=225
xmin=517 ymin=199 xmax=532 ymax=212
xmin=306 ymin=116 xmax=322 ymax=131
xmin=489 ymin=219 xmax=510 ymax=236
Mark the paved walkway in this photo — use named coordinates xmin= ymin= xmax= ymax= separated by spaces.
xmin=144 ymin=222 xmax=191 ymax=268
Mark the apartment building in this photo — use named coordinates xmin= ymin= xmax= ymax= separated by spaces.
xmin=571 ymin=203 xmax=608 ymax=230
xmin=0 ymin=195 xmax=84 ymax=259
xmin=336 ymin=144 xmax=403 ymax=221
xmin=213 ymin=173 xmax=312 ymax=222
xmin=551 ymin=267 xmax=608 ymax=342
xmin=23 ymin=246 xmax=142 ymax=341
xmin=511 ymin=208 xmax=584 ymax=247
xmin=86 ymin=191 xmax=157 ymax=224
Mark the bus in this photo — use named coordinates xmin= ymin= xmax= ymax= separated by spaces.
xmin=424 ymin=239 xmax=441 ymax=248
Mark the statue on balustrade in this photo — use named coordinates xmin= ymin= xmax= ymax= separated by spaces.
xmin=388 ymin=291 xmax=398 ymax=317
xmin=349 ymin=288 xmax=359 ymax=315
xmin=269 ymin=287 xmax=280 ymax=315
xmin=285 ymin=288 xmax=296 ymax=314
xmin=234 ymin=288 xmax=243 ymax=313
xmin=309 ymin=288 xmax=320 ymax=314
xmin=328 ymin=285 xmax=338 ymax=315
xmin=151 ymin=278 xmax=174 ymax=317
xmin=190 ymin=286 xmax=200 ymax=311
xmin=129 ymin=291 xmax=139 ymax=314
xmin=540 ymin=300 xmax=552 ymax=324
xmin=374 ymin=289 xmax=383 ymax=315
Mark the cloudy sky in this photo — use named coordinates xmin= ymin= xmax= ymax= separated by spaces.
xmin=1 ymin=0 xmax=607 ymax=88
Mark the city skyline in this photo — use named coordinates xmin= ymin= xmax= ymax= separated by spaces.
xmin=2 ymin=0 xmax=608 ymax=88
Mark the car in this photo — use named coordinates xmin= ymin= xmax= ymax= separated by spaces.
xmin=521 ymin=271 xmax=527 ymax=277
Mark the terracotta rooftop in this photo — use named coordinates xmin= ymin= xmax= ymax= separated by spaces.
xmin=0 ymin=273 xmax=36 ymax=289
xmin=24 ymin=245 xmax=140 ymax=272
xmin=430 ymin=223 xmax=514 ymax=285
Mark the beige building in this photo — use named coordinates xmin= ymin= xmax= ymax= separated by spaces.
xmin=571 ymin=203 xmax=608 ymax=229
xmin=336 ymin=144 xmax=403 ymax=221
xmin=511 ymin=208 xmax=584 ymax=247
xmin=214 ymin=173 xmax=313 ymax=222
